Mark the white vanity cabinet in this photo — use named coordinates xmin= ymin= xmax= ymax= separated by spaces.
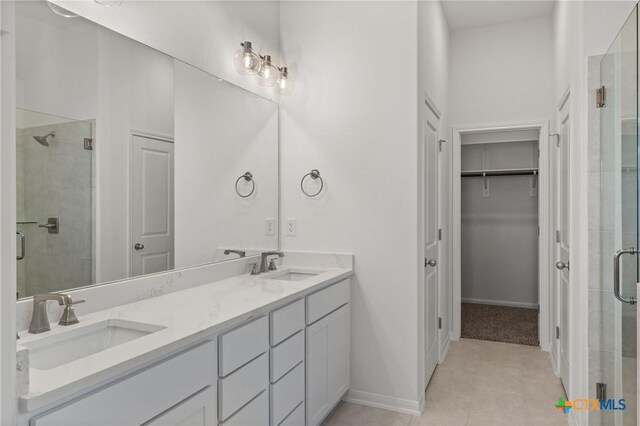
xmin=269 ymin=300 xmax=306 ymax=425
xmin=218 ymin=316 xmax=269 ymax=424
xmin=30 ymin=341 xmax=217 ymax=426
xmin=22 ymin=276 xmax=352 ymax=426
xmin=305 ymin=280 xmax=351 ymax=426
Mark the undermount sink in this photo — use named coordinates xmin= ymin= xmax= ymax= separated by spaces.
xmin=265 ymin=268 xmax=325 ymax=282
xmin=21 ymin=319 xmax=165 ymax=370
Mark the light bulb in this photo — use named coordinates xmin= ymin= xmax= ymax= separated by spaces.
xmin=257 ymin=55 xmax=279 ymax=87
xmin=233 ymin=42 xmax=262 ymax=75
xmin=276 ymin=67 xmax=293 ymax=95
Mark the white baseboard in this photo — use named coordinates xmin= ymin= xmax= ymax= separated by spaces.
xmin=344 ymin=390 xmax=422 ymax=416
xmin=462 ymin=297 xmax=538 ymax=309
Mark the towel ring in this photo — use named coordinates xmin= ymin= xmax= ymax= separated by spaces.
xmin=235 ymin=172 xmax=255 ymax=198
xmin=301 ymin=169 xmax=323 ymax=197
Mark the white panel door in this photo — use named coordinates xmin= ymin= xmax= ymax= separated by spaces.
xmin=555 ymin=96 xmax=571 ymax=392
xmin=423 ymin=102 xmax=440 ymax=387
xmin=131 ymin=134 xmax=174 ymax=277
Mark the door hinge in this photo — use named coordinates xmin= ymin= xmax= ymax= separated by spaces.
xmin=438 ymin=317 xmax=442 ymax=329
xmin=596 ymin=382 xmax=607 ymax=401
xmin=556 ymin=230 xmax=561 ymax=243
xmin=438 ymin=228 xmax=442 ymax=241
xmin=596 ymin=86 xmax=606 ymax=108
xmin=550 ymin=133 xmax=560 ymax=147
xmin=438 ymin=139 xmax=446 ymax=152
xmin=556 ymin=326 xmax=560 ymax=339
xmin=537 ymin=304 xmax=540 ymax=313
xmin=537 ymin=226 xmax=540 ymax=237
xmin=84 ymin=138 xmax=94 ymax=150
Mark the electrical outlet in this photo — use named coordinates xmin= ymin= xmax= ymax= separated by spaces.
xmin=286 ymin=218 xmax=297 ymax=236
xmin=264 ymin=218 xmax=275 ymax=236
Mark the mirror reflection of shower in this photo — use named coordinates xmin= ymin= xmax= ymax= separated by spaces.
xmin=16 ymin=108 xmax=94 ymax=298
xmin=33 ymin=131 xmax=55 ymax=147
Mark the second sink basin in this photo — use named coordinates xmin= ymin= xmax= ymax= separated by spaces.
xmin=265 ymin=268 xmax=325 ymax=282
xmin=21 ymin=319 xmax=166 ymax=370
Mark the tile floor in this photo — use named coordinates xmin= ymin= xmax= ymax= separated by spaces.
xmin=323 ymin=339 xmax=567 ymax=426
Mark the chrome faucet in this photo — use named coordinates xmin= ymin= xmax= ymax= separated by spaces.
xmin=260 ymin=251 xmax=284 ymax=273
xmin=224 ymin=249 xmax=246 ymax=258
xmin=28 ymin=293 xmax=85 ymax=334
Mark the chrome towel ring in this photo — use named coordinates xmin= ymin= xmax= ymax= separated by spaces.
xmin=235 ymin=172 xmax=255 ymax=198
xmin=301 ymin=169 xmax=323 ymax=197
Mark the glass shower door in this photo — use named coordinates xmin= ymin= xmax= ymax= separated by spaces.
xmin=598 ymin=4 xmax=638 ymax=425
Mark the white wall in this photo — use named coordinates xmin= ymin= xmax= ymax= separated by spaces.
xmin=50 ymin=0 xmax=281 ymax=101
xmin=460 ymin=141 xmax=539 ymax=307
xmin=0 ymin=2 xmax=17 ymax=424
xmin=449 ymin=16 xmax=554 ymax=127
xmin=15 ymin=2 xmax=98 ymax=121
xmin=174 ymin=61 xmax=278 ymax=267
xmin=280 ymin=0 xmax=436 ymax=412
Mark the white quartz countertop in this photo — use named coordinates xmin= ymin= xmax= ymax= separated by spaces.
xmin=17 ymin=265 xmax=352 ymax=412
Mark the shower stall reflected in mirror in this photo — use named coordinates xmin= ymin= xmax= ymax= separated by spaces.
xmin=16 ymin=108 xmax=94 ymax=299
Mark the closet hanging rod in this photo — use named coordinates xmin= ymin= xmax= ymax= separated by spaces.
xmin=461 ymin=168 xmax=539 ymax=177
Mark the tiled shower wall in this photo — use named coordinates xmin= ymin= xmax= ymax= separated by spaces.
xmin=16 ymin=119 xmax=93 ymax=298
xmin=587 ymin=55 xmax=637 ymax=425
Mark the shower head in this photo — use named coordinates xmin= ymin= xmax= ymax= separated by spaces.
xmin=33 ymin=131 xmax=55 ymax=147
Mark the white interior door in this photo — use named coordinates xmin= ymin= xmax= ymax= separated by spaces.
xmin=555 ymin=96 xmax=571 ymax=393
xmin=131 ymin=134 xmax=174 ymax=277
xmin=424 ymin=102 xmax=440 ymax=386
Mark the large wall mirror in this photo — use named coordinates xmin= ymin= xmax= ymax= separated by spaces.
xmin=14 ymin=1 xmax=279 ymax=299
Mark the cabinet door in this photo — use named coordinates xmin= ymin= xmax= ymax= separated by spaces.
xmin=306 ymin=304 xmax=350 ymax=426
xmin=145 ymin=387 xmax=216 ymax=426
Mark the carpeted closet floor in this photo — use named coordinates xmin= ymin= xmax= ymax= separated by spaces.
xmin=461 ymin=303 xmax=538 ymax=346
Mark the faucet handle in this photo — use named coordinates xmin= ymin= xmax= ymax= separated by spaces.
xmin=58 ymin=299 xmax=84 ymax=326
xmin=247 ymin=262 xmax=259 ymax=275
xmin=268 ymin=259 xmax=278 ymax=271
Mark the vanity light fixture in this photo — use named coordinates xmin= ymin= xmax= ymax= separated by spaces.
xmin=234 ymin=41 xmax=292 ymax=94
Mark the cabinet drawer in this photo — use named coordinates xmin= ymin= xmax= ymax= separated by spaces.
xmin=218 ymin=316 xmax=268 ymax=377
xmin=270 ymin=299 xmax=304 ymax=345
xmin=31 ymin=341 xmax=216 ymax=426
xmin=270 ymin=362 xmax=305 ymax=426
xmin=270 ymin=331 xmax=304 ymax=383
xmin=218 ymin=353 xmax=268 ymax=421
xmin=221 ymin=391 xmax=268 ymax=426
xmin=306 ymin=279 xmax=349 ymax=324
xmin=145 ymin=386 xmax=216 ymax=426
xmin=279 ymin=402 xmax=304 ymax=426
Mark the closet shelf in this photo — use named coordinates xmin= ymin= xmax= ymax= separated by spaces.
xmin=461 ymin=167 xmax=539 ymax=177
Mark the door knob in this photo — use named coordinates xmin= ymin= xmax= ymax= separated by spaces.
xmin=134 ymin=243 xmax=145 ymax=250
xmin=555 ymin=261 xmax=569 ymax=271
xmin=425 ymin=258 xmax=437 ymax=267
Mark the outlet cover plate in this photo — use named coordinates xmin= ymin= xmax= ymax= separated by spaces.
xmin=286 ymin=218 xmax=297 ymax=236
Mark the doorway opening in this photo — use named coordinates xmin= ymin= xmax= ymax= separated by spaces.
xmin=453 ymin=123 xmax=551 ymax=349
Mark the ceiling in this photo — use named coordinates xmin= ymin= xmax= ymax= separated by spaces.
xmin=441 ymin=1 xmax=556 ymax=31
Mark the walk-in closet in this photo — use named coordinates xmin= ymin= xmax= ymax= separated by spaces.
xmin=460 ymin=129 xmax=540 ymax=346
